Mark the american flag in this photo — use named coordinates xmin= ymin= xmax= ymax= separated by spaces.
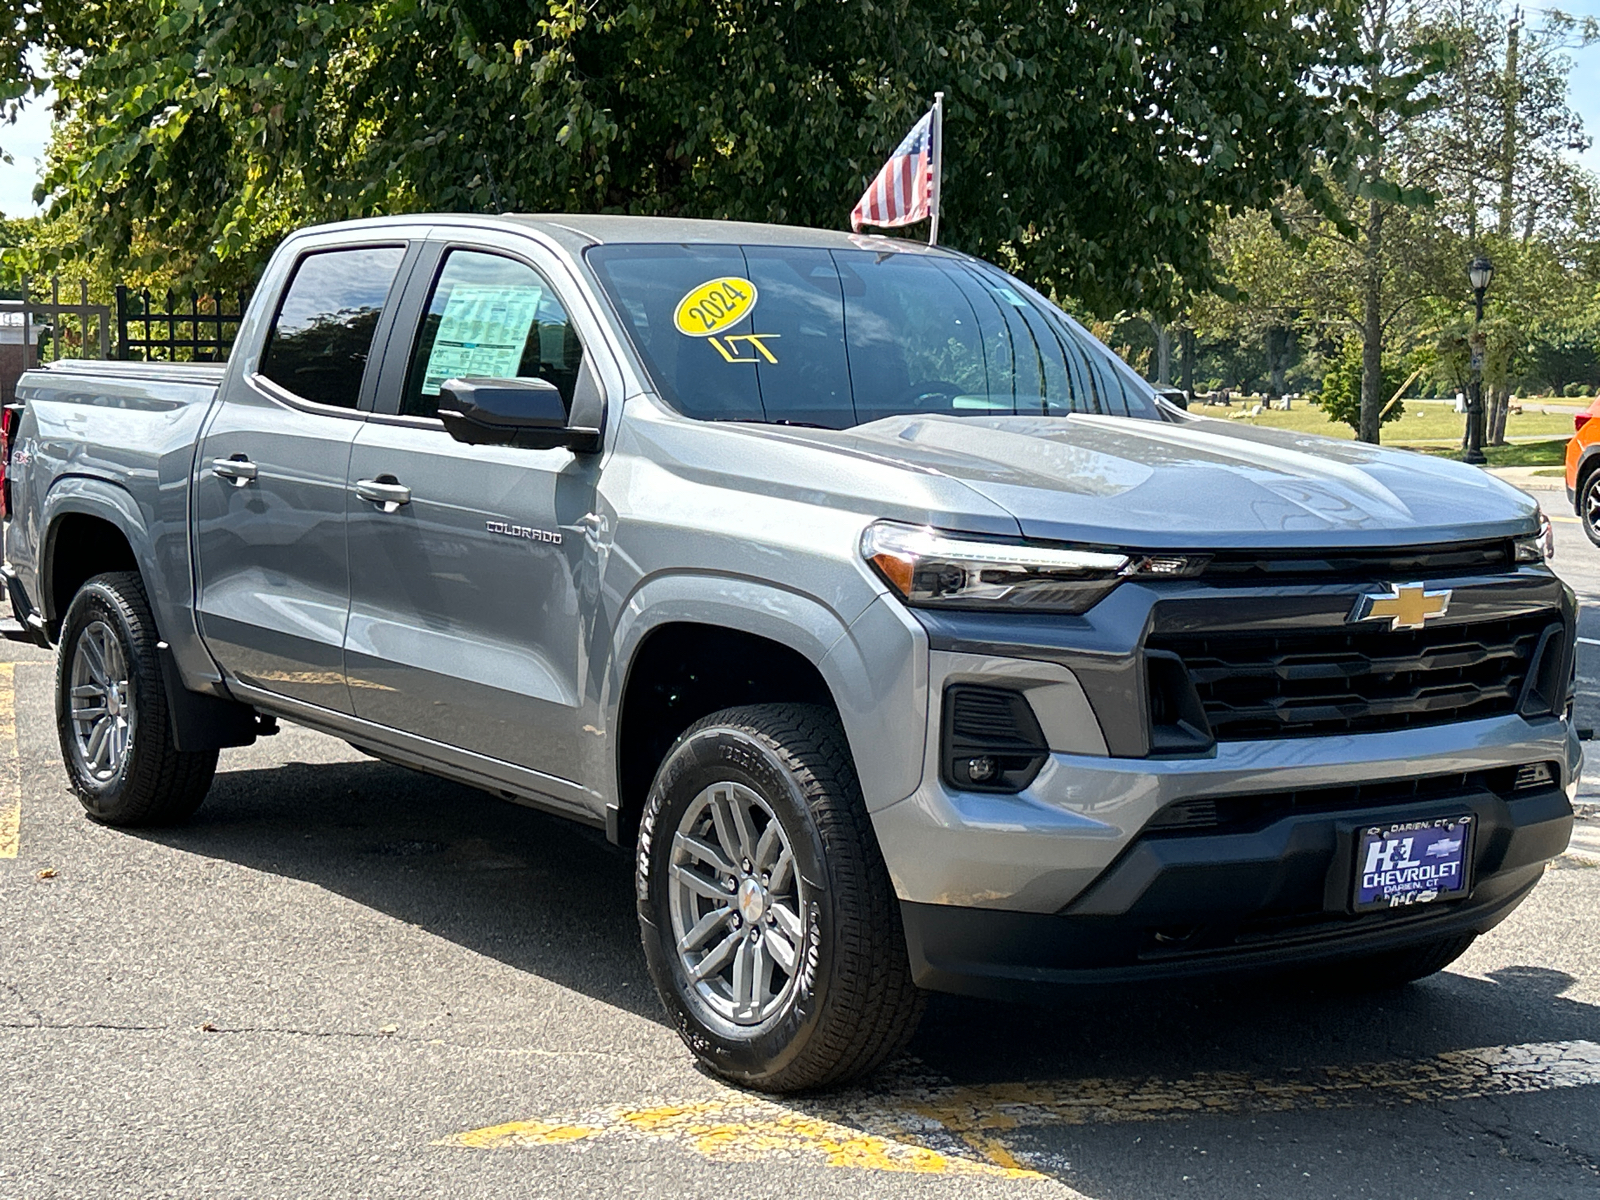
xmin=850 ymin=107 xmax=937 ymax=232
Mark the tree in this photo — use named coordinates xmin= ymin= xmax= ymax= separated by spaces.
xmin=2 ymin=0 xmax=1356 ymax=312
xmin=1200 ymin=0 xmax=1599 ymax=446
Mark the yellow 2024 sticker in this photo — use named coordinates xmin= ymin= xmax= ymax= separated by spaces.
xmin=675 ymin=277 xmax=757 ymax=336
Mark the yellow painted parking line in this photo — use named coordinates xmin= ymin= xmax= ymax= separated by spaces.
xmin=441 ymin=1039 xmax=1600 ymax=1177
xmin=0 ymin=663 xmax=18 ymax=858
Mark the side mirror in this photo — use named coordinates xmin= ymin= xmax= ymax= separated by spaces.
xmin=436 ymin=377 xmax=601 ymax=453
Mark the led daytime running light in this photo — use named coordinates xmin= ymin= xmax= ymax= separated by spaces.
xmin=861 ymin=522 xmax=1207 ymax=614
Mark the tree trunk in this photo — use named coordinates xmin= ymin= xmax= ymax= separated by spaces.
xmin=1359 ymin=197 xmax=1385 ymax=445
xmin=1267 ymin=327 xmax=1290 ymax=402
xmin=1151 ymin=320 xmax=1172 ymax=385
xmin=1180 ymin=327 xmax=1194 ymax=395
xmin=1498 ymin=13 xmax=1521 ymax=237
xmin=1488 ymin=382 xmax=1511 ymax=445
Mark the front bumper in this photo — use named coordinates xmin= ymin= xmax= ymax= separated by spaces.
xmin=900 ymin=780 xmax=1571 ymax=998
xmin=867 ymin=567 xmax=1579 ymax=996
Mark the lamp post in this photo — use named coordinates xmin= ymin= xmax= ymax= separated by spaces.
xmin=1463 ymin=255 xmax=1494 ymax=465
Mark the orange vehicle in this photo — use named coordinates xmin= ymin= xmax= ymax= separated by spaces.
xmin=1565 ymin=395 xmax=1600 ymax=545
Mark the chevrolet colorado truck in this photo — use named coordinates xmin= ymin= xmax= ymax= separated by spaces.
xmin=3 ymin=215 xmax=1579 ymax=1092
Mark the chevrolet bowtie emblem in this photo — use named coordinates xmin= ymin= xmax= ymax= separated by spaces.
xmin=1349 ymin=582 xmax=1452 ymax=631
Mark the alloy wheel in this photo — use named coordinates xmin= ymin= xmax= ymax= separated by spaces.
xmin=668 ymin=780 xmax=806 ymax=1027
xmin=68 ymin=620 xmax=135 ymax=783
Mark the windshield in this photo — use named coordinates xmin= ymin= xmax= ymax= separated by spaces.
xmin=585 ymin=244 xmax=1163 ymax=428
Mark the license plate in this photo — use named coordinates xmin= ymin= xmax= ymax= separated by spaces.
xmin=1352 ymin=815 xmax=1474 ymax=912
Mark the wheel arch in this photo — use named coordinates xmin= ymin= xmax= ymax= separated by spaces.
xmin=1575 ymin=444 xmax=1600 ymax=514
xmin=606 ymin=576 xmax=928 ymax=847
xmin=40 ymin=481 xmax=153 ymax=630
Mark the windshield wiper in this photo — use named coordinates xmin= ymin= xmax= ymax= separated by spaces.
xmin=715 ymin=418 xmax=837 ymax=430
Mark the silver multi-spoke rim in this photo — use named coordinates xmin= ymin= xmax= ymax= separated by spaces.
xmin=1586 ymin=478 xmax=1600 ymax=533
xmin=69 ymin=620 xmax=134 ymax=783
xmin=668 ymin=781 xmax=805 ymax=1028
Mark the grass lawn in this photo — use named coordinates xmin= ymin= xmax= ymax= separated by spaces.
xmin=1409 ymin=438 xmax=1568 ymax=467
xmin=1187 ymin=400 xmax=1574 ymax=448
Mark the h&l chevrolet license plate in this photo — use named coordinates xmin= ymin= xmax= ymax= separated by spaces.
xmin=1353 ymin=815 xmax=1474 ymax=912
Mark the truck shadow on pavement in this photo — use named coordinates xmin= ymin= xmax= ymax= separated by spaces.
xmin=141 ymin=754 xmax=1600 ymax=1196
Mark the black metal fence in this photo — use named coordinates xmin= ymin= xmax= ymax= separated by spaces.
xmin=10 ymin=276 xmax=113 ymax=363
xmin=116 ymin=286 xmax=250 ymax=362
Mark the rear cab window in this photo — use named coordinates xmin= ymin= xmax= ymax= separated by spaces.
xmin=585 ymin=243 xmax=1163 ymax=429
xmin=258 ymin=245 xmax=408 ymax=409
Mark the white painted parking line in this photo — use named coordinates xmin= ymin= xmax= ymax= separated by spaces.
xmin=442 ymin=1039 xmax=1600 ymax=1177
xmin=0 ymin=664 xmax=18 ymax=858
xmin=1577 ymin=636 xmax=1600 ymax=647
xmin=1568 ymin=818 xmax=1600 ymax=865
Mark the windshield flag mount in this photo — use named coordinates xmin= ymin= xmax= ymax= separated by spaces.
xmin=850 ymin=93 xmax=944 ymax=245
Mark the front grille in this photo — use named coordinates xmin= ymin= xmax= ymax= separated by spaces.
xmin=1198 ymin=540 xmax=1513 ymax=582
xmin=1148 ymin=614 xmax=1552 ymax=741
xmin=1144 ymin=762 xmax=1552 ymax=835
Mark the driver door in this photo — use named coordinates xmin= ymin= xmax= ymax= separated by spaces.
xmin=342 ymin=242 xmax=605 ymax=787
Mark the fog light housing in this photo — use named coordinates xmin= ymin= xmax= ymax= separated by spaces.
xmin=966 ymin=756 xmax=997 ymax=783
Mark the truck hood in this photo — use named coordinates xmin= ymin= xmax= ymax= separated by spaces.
xmin=822 ymin=413 xmax=1541 ymax=549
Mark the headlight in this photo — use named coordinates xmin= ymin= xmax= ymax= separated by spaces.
xmin=1514 ymin=515 xmax=1554 ymax=564
xmin=860 ymin=521 xmax=1209 ymax=613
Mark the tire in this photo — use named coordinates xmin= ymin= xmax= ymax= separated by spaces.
xmin=636 ymin=703 xmax=925 ymax=1093
xmin=1298 ymin=932 xmax=1477 ymax=993
xmin=1579 ymin=465 xmax=1600 ymax=548
xmin=55 ymin=572 xmax=218 ymax=827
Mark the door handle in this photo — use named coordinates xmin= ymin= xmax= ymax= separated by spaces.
xmin=355 ymin=477 xmax=412 ymax=513
xmin=211 ymin=456 xmax=258 ymax=486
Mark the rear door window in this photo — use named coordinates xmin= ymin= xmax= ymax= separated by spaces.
xmin=258 ymin=245 xmax=408 ymax=409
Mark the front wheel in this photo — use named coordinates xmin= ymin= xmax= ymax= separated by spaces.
xmin=55 ymin=572 xmax=218 ymax=826
xmin=1580 ymin=467 xmax=1600 ymax=548
xmin=637 ymin=704 xmax=924 ymax=1092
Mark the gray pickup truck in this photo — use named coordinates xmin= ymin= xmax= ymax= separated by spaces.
xmin=3 ymin=215 xmax=1580 ymax=1092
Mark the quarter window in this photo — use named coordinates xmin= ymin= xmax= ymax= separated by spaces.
xmin=401 ymin=250 xmax=585 ymax=420
xmin=258 ymin=245 xmax=407 ymax=409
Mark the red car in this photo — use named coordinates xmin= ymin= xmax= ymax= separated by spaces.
xmin=0 ymin=400 xmax=13 ymax=520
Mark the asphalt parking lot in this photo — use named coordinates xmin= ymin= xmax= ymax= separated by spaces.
xmin=2 ymin=503 xmax=1599 ymax=1199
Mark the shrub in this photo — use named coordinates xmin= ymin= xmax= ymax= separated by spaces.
xmin=1320 ymin=340 xmax=1406 ymax=433
xmin=1565 ymin=382 xmax=1590 ymax=398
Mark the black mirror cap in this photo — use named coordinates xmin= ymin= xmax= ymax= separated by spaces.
xmin=437 ymin=377 xmax=602 ymax=453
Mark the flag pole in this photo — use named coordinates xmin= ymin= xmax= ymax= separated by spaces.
xmin=928 ymin=91 xmax=944 ymax=246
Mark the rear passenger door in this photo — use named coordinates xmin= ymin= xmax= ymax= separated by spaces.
xmin=195 ymin=241 xmax=415 ymax=714
xmin=341 ymin=241 xmax=606 ymax=789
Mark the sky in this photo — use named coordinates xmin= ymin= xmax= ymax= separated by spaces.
xmin=0 ymin=6 xmax=1596 ymax=221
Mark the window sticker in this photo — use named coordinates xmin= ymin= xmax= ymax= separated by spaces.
xmin=421 ymin=284 xmax=543 ymax=395
xmin=706 ymin=333 xmax=781 ymax=363
xmin=674 ymin=277 xmax=758 ymax=336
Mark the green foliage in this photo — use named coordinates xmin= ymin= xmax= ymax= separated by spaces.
xmin=1318 ymin=339 xmax=1406 ymax=431
xmin=1 ymin=0 xmax=1356 ymax=307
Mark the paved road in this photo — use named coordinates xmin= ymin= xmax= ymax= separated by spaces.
xmin=1 ymin=513 xmax=1598 ymax=1199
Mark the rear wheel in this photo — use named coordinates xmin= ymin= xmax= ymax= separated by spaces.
xmin=55 ymin=572 xmax=217 ymax=826
xmin=637 ymin=703 xmax=924 ymax=1092
xmin=1299 ymin=933 xmax=1477 ymax=992
xmin=1580 ymin=466 xmax=1600 ymax=548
